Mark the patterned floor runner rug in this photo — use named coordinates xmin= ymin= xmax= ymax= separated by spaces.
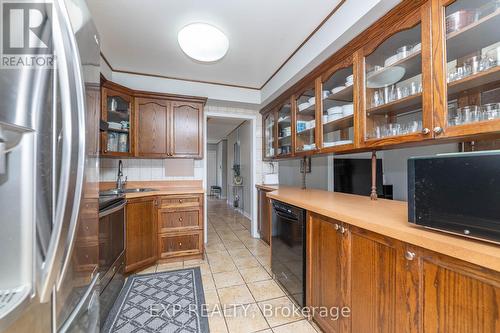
xmin=103 ymin=267 xmax=209 ymax=333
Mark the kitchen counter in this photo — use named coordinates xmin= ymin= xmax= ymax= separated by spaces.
xmin=100 ymin=180 xmax=204 ymax=199
xmin=267 ymin=186 xmax=500 ymax=273
xmin=255 ymin=183 xmax=279 ymax=191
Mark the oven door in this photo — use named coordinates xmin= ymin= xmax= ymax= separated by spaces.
xmin=271 ymin=203 xmax=305 ymax=307
xmin=98 ymin=200 xmax=126 ymax=288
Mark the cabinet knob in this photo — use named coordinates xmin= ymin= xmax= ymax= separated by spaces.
xmin=334 ymin=223 xmax=340 ymax=230
xmin=405 ymin=251 xmax=416 ymax=261
xmin=179 ymin=217 xmax=183 ymax=222
xmin=179 ymin=199 xmax=183 ymax=203
xmin=339 ymin=226 xmax=347 ymax=234
xmin=433 ymin=127 xmax=443 ymax=135
xmin=422 ymin=128 xmax=431 ymax=135
xmin=179 ymin=242 xmax=182 ymax=247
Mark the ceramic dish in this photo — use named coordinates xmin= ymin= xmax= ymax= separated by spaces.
xmin=331 ymin=86 xmax=345 ymax=94
xmin=366 ymin=66 xmax=406 ymax=88
xmin=346 ymin=74 xmax=354 ymax=83
xmin=384 ymin=54 xmax=400 ymax=67
xmin=308 ymin=97 xmax=316 ymax=105
xmin=298 ymin=102 xmax=311 ymax=111
xmin=328 ymin=114 xmax=344 ymax=122
xmin=345 ymin=81 xmax=353 ymax=87
xmin=342 ymin=104 xmax=354 ymax=116
xmin=327 ymin=106 xmax=343 ymax=116
xmin=322 ymin=91 xmax=331 ymax=99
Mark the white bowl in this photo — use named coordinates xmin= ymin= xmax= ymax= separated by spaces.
xmin=327 ymin=106 xmax=343 ymax=116
xmin=342 ymin=104 xmax=354 ymax=116
xmin=298 ymin=102 xmax=310 ymax=111
xmin=322 ymin=115 xmax=329 ymax=123
xmin=322 ymin=90 xmax=331 ymax=99
xmin=308 ymin=97 xmax=316 ymax=105
xmin=331 ymin=86 xmax=345 ymax=94
xmin=328 ymin=114 xmax=343 ymax=122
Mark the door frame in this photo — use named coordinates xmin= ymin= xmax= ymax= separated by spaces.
xmin=203 ymin=110 xmax=259 ymax=241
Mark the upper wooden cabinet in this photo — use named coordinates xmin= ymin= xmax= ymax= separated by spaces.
xmin=359 ymin=2 xmax=433 ymax=148
xmin=260 ymin=0 xmax=500 ymax=159
xmin=276 ymin=101 xmax=294 ymax=158
xmin=433 ymin=0 xmax=500 ymax=139
xmin=100 ymin=78 xmax=206 ymax=159
xmin=263 ymin=111 xmax=277 ymax=160
xmin=101 ymin=81 xmax=134 ymax=157
xmin=136 ymin=98 xmax=169 ymax=157
xmin=170 ymin=101 xmax=203 ymax=158
xmin=320 ymin=56 xmax=357 ymax=153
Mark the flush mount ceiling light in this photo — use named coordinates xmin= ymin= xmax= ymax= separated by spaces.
xmin=177 ymin=23 xmax=229 ymax=62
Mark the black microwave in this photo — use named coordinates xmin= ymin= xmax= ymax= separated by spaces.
xmin=408 ymin=151 xmax=500 ymax=244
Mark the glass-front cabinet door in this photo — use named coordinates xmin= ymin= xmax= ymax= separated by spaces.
xmin=438 ymin=0 xmax=500 ymax=137
xmin=295 ymin=86 xmax=317 ymax=152
xmin=101 ymin=87 xmax=133 ymax=156
xmin=321 ymin=59 xmax=355 ymax=151
xmin=276 ymin=101 xmax=293 ymax=157
xmin=361 ymin=4 xmax=433 ymax=146
xmin=263 ymin=111 xmax=276 ymax=159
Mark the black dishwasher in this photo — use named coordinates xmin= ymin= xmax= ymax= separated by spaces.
xmin=271 ymin=200 xmax=306 ymax=307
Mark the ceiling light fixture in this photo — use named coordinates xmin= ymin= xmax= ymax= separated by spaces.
xmin=177 ymin=23 xmax=229 ymax=62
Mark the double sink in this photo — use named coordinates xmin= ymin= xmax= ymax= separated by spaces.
xmin=100 ymin=188 xmax=158 ymax=196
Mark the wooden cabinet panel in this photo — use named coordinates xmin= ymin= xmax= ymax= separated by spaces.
xmin=136 ymin=98 xmax=168 ymax=156
xmin=125 ymin=197 xmax=157 ymax=272
xmin=158 ymin=230 xmax=203 ymax=259
xmin=160 ymin=194 xmax=201 ymax=209
xmin=170 ymin=101 xmax=203 ymax=158
xmin=158 ymin=209 xmax=201 ymax=232
xmin=307 ymin=213 xmax=343 ymax=333
xmin=422 ymin=257 xmax=500 ymax=333
xmin=258 ymin=189 xmax=271 ymax=245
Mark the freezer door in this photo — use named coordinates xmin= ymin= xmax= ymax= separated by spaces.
xmin=53 ymin=0 xmax=101 ymax=330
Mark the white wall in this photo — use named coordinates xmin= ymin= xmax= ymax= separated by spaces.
xmin=217 ymin=140 xmax=228 ymax=198
xmin=277 ymin=143 xmax=460 ymax=201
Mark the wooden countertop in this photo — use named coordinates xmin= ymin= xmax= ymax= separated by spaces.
xmin=267 ymin=186 xmax=500 ymax=273
xmin=100 ymin=180 xmax=204 ymax=199
xmin=255 ymin=184 xmax=280 ymax=191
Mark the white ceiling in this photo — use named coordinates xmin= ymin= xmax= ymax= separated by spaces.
xmin=207 ymin=117 xmax=244 ymax=144
xmin=87 ymin=0 xmax=343 ymax=89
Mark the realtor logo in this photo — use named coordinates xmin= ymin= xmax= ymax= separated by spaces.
xmin=1 ymin=0 xmax=54 ymax=68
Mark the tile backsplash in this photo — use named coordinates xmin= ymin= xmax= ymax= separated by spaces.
xmin=100 ymin=158 xmax=204 ymax=182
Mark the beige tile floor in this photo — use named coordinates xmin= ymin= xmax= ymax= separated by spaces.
xmin=137 ymin=198 xmax=322 ymax=333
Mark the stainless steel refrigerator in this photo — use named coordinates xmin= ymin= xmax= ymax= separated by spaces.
xmin=0 ymin=0 xmax=100 ymax=331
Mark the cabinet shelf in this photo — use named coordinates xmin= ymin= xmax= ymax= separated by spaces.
xmin=323 ymin=115 xmax=354 ymax=133
xmin=367 ymin=51 xmax=422 ymax=85
xmin=297 ymin=104 xmax=316 ymax=116
xmin=107 ymin=128 xmax=129 ymax=134
xmin=448 ymin=66 xmax=500 ymax=96
xmin=297 ymin=127 xmax=315 ymax=135
xmin=446 ymin=10 xmax=500 ymax=61
xmin=367 ymin=93 xmax=422 ymax=116
xmin=326 ymin=85 xmax=353 ymax=102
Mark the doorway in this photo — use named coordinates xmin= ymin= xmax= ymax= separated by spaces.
xmin=203 ymin=113 xmax=259 ymax=242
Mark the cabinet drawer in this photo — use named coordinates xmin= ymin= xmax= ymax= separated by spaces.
xmin=158 ymin=209 xmax=201 ymax=232
xmin=158 ymin=231 xmax=203 ymax=259
xmin=160 ymin=195 xmax=201 ymax=208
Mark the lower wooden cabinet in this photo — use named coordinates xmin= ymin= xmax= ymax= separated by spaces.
xmin=307 ymin=212 xmax=500 ymax=333
xmin=125 ymin=194 xmax=204 ymax=273
xmin=125 ymin=197 xmax=157 ymax=272
xmin=307 ymin=213 xmax=344 ymax=333
xmin=257 ymin=188 xmax=272 ymax=245
xmin=158 ymin=230 xmax=203 ymax=260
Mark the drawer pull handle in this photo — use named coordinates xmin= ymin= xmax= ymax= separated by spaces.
xmin=179 ymin=242 xmax=182 ymax=247
xmin=179 ymin=199 xmax=183 ymax=203
xmin=179 ymin=217 xmax=183 ymax=222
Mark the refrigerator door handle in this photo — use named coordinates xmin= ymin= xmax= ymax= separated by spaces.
xmin=38 ymin=0 xmax=86 ymax=303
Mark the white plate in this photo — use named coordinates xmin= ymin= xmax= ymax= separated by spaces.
xmin=308 ymin=97 xmax=316 ymax=105
xmin=331 ymin=86 xmax=345 ymax=94
xmin=322 ymin=90 xmax=331 ymax=99
xmin=384 ymin=54 xmax=400 ymax=67
xmin=342 ymin=104 xmax=354 ymax=116
xmin=328 ymin=114 xmax=344 ymax=122
xmin=344 ymin=81 xmax=353 ymax=87
xmin=346 ymin=74 xmax=354 ymax=83
xmin=298 ymin=102 xmax=310 ymax=111
xmin=327 ymin=106 xmax=343 ymax=115
xmin=366 ymin=66 xmax=406 ymax=88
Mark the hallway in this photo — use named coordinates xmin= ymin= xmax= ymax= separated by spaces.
xmin=138 ymin=198 xmax=320 ymax=333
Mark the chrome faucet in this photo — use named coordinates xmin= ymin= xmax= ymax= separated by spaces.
xmin=116 ymin=160 xmax=127 ymax=190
